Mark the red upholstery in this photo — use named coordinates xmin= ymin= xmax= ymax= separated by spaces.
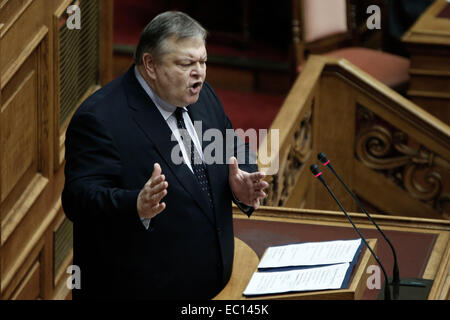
xmin=297 ymin=47 xmax=410 ymax=89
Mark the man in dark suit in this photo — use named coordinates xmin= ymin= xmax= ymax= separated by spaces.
xmin=62 ymin=11 xmax=268 ymax=299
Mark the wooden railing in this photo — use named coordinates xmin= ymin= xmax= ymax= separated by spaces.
xmin=258 ymin=55 xmax=450 ymax=220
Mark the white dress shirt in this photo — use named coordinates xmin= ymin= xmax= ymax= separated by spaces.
xmin=134 ymin=66 xmax=205 ymax=228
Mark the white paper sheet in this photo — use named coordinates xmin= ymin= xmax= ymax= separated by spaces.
xmin=258 ymin=239 xmax=361 ymax=269
xmin=243 ymin=263 xmax=350 ymax=296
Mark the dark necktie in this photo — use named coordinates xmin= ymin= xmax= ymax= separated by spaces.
xmin=174 ymin=108 xmax=214 ymax=210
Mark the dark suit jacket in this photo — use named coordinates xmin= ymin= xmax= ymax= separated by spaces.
xmin=61 ymin=66 xmax=257 ymax=300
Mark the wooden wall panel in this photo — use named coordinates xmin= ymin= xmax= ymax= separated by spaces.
xmin=402 ymin=0 xmax=450 ymax=125
xmin=410 ymin=54 xmax=450 ymax=73
xmin=0 ymin=0 xmax=113 ymax=299
xmin=0 ymin=0 xmax=33 ymax=27
xmin=0 ymin=0 xmax=44 ymax=84
xmin=0 ymin=65 xmax=38 ymax=204
xmin=1 ymin=234 xmax=45 ymax=299
xmin=409 ymin=73 xmax=450 ymax=93
xmin=11 ymin=261 xmax=40 ymax=300
xmin=410 ymin=96 xmax=450 ymax=124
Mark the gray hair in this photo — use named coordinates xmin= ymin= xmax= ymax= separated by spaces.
xmin=134 ymin=11 xmax=207 ymax=65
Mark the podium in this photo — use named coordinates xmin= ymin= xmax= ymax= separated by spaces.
xmin=213 ymin=238 xmax=259 ymax=300
xmin=214 ymin=237 xmax=377 ymax=300
xmin=215 ymin=206 xmax=450 ymax=300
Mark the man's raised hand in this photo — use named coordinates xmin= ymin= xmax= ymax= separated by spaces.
xmin=137 ymin=163 xmax=168 ymax=218
xmin=228 ymin=156 xmax=268 ymax=209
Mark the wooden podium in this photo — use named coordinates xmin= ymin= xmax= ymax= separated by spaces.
xmin=213 ymin=238 xmax=259 ymax=300
xmin=214 ymin=237 xmax=377 ymax=300
xmin=215 ymin=206 xmax=450 ymax=300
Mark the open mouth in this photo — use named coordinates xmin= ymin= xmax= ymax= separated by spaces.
xmin=192 ymin=82 xmax=202 ymax=89
xmin=189 ymin=82 xmax=203 ymax=94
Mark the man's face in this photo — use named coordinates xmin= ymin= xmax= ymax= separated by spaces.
xmin=149 ymin=36 xmax=207 ymax=107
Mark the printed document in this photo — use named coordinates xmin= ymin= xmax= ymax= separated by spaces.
xmin=258 ymin=238 xmax=361 ymax=269
xmin=243 ymin=263 xmax=350 ymax=296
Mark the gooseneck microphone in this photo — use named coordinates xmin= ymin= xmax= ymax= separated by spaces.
xmin=310 ymin=164 xmax=391 ymax=300
xmin=317 ymin=152 xmax=400 ymax=298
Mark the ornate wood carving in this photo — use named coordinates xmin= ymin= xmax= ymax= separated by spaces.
xmin=263 ymin=105 xmax=313 ymax=207
xmin=356 ymin=106 xmax=450 ymax=219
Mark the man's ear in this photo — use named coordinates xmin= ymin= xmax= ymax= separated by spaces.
xmin=142 ymin=53 xmax=157 ymax=80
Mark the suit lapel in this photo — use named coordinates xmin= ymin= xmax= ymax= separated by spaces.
xmin=123 ymin=67 xmax=215 ymax=224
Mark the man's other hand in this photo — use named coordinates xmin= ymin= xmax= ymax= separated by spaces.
xmin=228 ymin=157 xmax=268 ymax=209
xmin=137 ymin=163 xmax=168 ymax=218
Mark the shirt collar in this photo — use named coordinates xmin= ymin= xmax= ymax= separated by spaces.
xmin=134 ymin=65 xmax=187 ymax=120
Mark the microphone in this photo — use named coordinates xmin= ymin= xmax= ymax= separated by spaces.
xmin=318 ymin=152 xmax=399 ymax=298
xmin=310 ymin=164 xmax=391 ymax=300
xmin=317 ymin=152 xmax=431 ymax=300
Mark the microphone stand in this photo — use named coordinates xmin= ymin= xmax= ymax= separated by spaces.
xmin=317 ymin=152 xmax=433 ymax=300
xmin=311 ymin=164 xmax=391 ymax=300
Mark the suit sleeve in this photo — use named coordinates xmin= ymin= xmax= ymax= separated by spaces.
xmin=61 ymin=111 xmax=141 ymax=225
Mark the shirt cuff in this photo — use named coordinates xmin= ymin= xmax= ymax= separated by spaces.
xmin=140 ymin=217 xmax=151 ymax=229
xmin=231 ymin=191 xmax=254 ymax=217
